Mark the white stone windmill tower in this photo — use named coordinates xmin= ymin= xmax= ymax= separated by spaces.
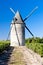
xmin=10 ymin=11 xmax=25 ymax=46
xmin=7 ymin=6 xmax=38 ymax=46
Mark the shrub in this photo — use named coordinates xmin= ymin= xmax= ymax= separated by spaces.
xmin=25 ymin=42 xmax=43 ymax=57
xmin=0 ymin=40 xmax=10 ymax=53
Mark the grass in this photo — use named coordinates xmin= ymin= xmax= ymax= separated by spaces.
xmin=25 ymin=42 xmax=43 ymax=57
xmin=0 ymin=40 xmax=10 ymax=53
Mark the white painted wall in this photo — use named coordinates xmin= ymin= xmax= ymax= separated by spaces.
xmin=10 ymin=11 xmax=25 ymax=46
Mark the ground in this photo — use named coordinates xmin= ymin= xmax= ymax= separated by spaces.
xmin=0 ymin=46 xmax=43 ymax=65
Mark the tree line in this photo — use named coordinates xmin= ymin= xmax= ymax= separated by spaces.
xmin=25 ymin=37 xmax=43 ymax=43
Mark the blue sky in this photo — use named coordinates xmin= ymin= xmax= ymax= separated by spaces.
xmin=0 ymin=0 xmax=43 ymax=40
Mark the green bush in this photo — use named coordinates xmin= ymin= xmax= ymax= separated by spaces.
xmin=26 ymin=37 xmax=43 ymax=43
xmin=26 ymin=42 xmax=43 ymax=57
xmin=0 ymin=40 xmax=10 ymax=53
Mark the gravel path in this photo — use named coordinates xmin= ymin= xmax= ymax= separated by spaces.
xmin=19 ymin=46 xmax=43 ymax=65
xmin=0 ymin=46 xmax=43 ymax=65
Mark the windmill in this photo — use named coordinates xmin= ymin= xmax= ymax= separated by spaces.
xmin=7 ymin=6 xmax=38 ymax=46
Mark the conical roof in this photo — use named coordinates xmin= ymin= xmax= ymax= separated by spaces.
xmin=13 ymin=11 xmax=24 ymax=23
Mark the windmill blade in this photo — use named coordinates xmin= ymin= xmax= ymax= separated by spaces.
xmin=25 ymin=25 xmax=34 ymax=37
xmin=6 ymin=26 xmax=12 ymax=40
xmin=6 ymin=16 xmax=18 ymax=40
xmin=6 ymin=23 xmax=14 ymax=40
xmin=24 ymin=6 xmax=38 ymax=21
xmin=10 ymin=8 xmax=15 ymax=14
xmin=7 ymin=30 xmax=10 ymax=40
xmin=7 ymin=7 xmax=15 ymax=40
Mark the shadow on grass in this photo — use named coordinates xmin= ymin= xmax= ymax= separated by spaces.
xmin=0 ymin=46 xmax=14 ymax=65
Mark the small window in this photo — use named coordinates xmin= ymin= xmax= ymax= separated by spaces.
xmin=15 ymin=17 xmax=17 ymax=21
xmin=13 ymin=17 xmax=17 ymax=21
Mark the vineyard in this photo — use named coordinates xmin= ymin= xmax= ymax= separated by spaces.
xmin=25 ymin=37 xmax=43 ymax=57
xmin=0 ymin=37 xmax=43 ymax=57
xmin=0 ymin=40 xmax=10 ymax=53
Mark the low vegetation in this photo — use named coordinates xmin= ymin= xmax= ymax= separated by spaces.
xmin=25 ymin=37 xmax=43 ymax=57
xmin=0 ymin=37 xmax=43 ymax=57
xmin=0 ymin=40 xmax=10 ymax=53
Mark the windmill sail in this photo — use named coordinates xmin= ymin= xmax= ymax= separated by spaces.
xmin=24 ymin=6 xmax=38 ymax=21
xmin=10 ymin=8 xmax=15 ymax=14
xmin=25 ymin=25 xmax=34 ymax=36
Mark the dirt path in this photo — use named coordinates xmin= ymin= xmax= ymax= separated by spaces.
xmin=0 ymin=46 xmax=43 ymax=65
xmin=8 ymin=46 xmax=43 ymax=65
xmin=19 ymin=46 xmax=42 ymax=65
